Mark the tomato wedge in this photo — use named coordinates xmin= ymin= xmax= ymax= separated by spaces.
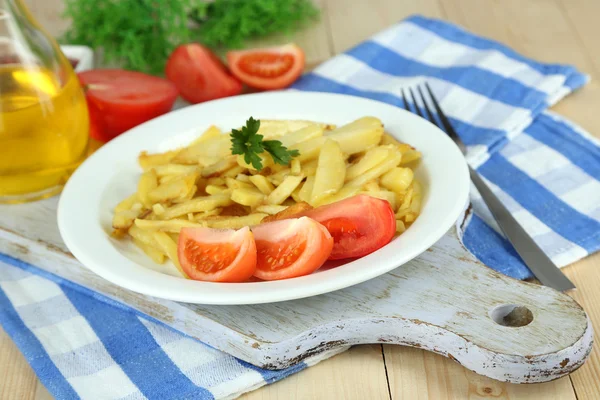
xmin=303 ymin=195 xmax=396 ymax=260
xmin=252 ymin=217 xmax=333 ymax=281
xmin=78 ymin=69 xmax=179 ymax=142
xmin=178 ymin=226 xmax=256 ymax=282
xmin=166 ymin=43 xmax=243 ymax=104
xmin=226 ymin=44 xmax=305 ymax=90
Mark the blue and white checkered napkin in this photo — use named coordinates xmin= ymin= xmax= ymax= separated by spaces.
xmin=1 ymin=15 xmax=599 ymax=400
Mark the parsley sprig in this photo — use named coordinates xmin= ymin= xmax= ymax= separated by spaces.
xmin=231 ymin=117 xmax=300 ymax=171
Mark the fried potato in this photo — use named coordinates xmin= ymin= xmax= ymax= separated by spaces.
xmin=173 ymin=135 xmax=231 ymax=164
xmin=262 ymin=201 xmax=313 ymax=223
xmin=363 ymin=181 xmax=380 ymax=192
xmin=267 ymin=174 xmax=304 ymax=205
xmin=129 ymin=224 xmax=160 ymax=247
xmin=235 ymin=174 xmax=251 ymax=183
xmin=380 ymin=167 xmax=414 ymax=195
xmin=380 ymin=133 xmax=402 ymax=147
xmin=290 ymin=159 xmax=302 ymax=175
xmin=113 ymin=202 xmax=144 ymax=229
xmin=134 ymin=218 xmax=207 ymax=232
xmin=325 ymin=116 xmax=384 ymax=154
xmin=278 ymin=124 xmax=324 ymax=148
xmin=311 ymin=139 xmax=346 ymax=205
xmin=132 ymin=238 xmax=166 ymax=264
xmin=137 ymin=169 xmax=159 ymax=208
xmin=255 ymin=204 xmax=288 ymax=215
xmin=249 ymin=174 xmax=275 ymax=195
xmin=395 ymin=219 xmax=406 ymax=233
xmin=153 ymin=231 xmax=187 ymax=277
xmin=205 ymin=185 xmax=231 ymax=195
xmin=148 ymin=172 xmax=197 ymax=204
xmin=114 ymin=193 xmax=138 ymax=213
xmin=152 ymin=203 xmax=166 ymax=216
xmin=225 ymin=177 xmax=253 ymax=190
xmin=153 ymin=164 xmax=199 ymax=177
xmin=231 ymin=187 xmax=265 ymax=207
xmin=222 ymin=165 xmax=246 ymax=178
xmin=345 ymin=149 xmax=402 ymax=189
xmin=160 ymin=194 xmax=232 ymax=219
xmin=201 ymin=156 xmax=238 ymax=178
xmin=300 ymin=159 xmax=318 ymax=177
xmin=360 ymin=190 xmax=396 ymax=209
xmin=207 ymin=177 xmax=225 ymax=186
xmin=205 ymin=213 xmax=267 ymax=229
xmin=257 ymin=119 xmax=332 ymax=140
xmin=345 ymin=146 xmax=393 ymax=182
xmin=190 ymin=125 xmax=222 ymax=146
xmin=298 ymin=176 xmax=315 ymax=203
xmin=400 ymin=149 xmax=422 ymax=165
xmin=138 ymin=149 xmax=180 ymax=170
xmin=315 ymin=184 xmax=362 ymax=206
xmin=237 ymin=153 xmax=273 ymax=171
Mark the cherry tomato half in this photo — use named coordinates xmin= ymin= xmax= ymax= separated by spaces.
xmin=226 ymin=43 xmax=305 ymax=90
xmin=252 ymin=217 xmax=333 ymax=281
xmin=178 ymin=226 xmax=256 ymax=282
xmin=166 ymin=43 xmax=243 ymax=104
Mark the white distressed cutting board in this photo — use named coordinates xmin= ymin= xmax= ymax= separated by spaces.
xmin=0 ymin=198 xmax=593 ymax=383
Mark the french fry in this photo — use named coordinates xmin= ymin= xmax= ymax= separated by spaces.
xmin=311 ymin=139 xmax=346 ymax=205
xmin=395 ymin=219 xmax=406 ymax=233
xmin=192 ymin=208 xmax=222 ymax=221
xmin=249 ymin=174 xmax=275 ymax=195
xmin=314 ymin=184 xmax=362 ymax=206
xmin=267 ymin=174 xmax=304 ymax=205
xmin=114 ymin=193 xmax=138 ymax=213
xmin=261 ymin=202 xmax=313 ymax=223
xmin=205 ymin=213 xmax=267 ymax=229
xmin=255 ymin=204 xmax=288 ymax=215
xmin=190 ymin=125 xmax=222 ymax=146
xmin=290 ymin=137 xmax=326 ymax=162
xmin=153 ymin=164 xmax=199 ymax=177
xmin=360 ymin=190 xmax=396 ymax=209
xmin=222 ymin=165 xmax=246 ymax=178
xmin=300 ymin=159 xmax=318 ymax=177
xmin=231 ymin=187 xmax=265 ymax=207
xmin=397 ymin=187 xmax=413 ymax=213
xmin=298 ymin=176 xmax=315 ymax=203
xmin=113 ymin=202 xmax=144 ymax=229
xmin=380 ymin=133 xmax=402 ymax=147
xmin=278 ymin=124 xmax=324 ymax=147
xmin=363 ymin=181 xmax=380 ymax=192
xmin=160 ymin=194 xmax=233 ymax=220
xmin=198 ymin=156 xmax=222 ymax=167
xmin=207 ymin=177 xmax=225 ymax=186
xmin=345 ymin=149 xmax=402 ymax=189
xmin=380 ymin=167 xmax=414 ymax=194
xmin=201 ymin=156 xmax=238 ymax=178
xmin=137 ymin=169 xmax=159 ymax=208
xmin=132 ymin=238 xmax=166 ymax=264
xmin=325 ymin=116 xmax=384 ymax=154
xmin=134 ymin=218 xmax=207 ymax=232
xmin=225 ymin=177 xmax=254 ymax=190
xmin=129 ymin=224 xmax=160 ymax=247
xmin=236 ymin=174 xmax=251 ymax=183
xmin=345 ymin=146 xmax=394 ymax=182
xmin=153 ymin=232 xmax=188 ymax=278
xmin=138 ymin=149 xmax=180 ymax=170
xmin=173 ymin=135 xmax=231 ymax=164
xmin=400 ymin=149 xmax=422 ymax=165
xmin=236 ymin=153 xmax=274 ymax=171
xmin=290 ymin=159 xmax=302 ymax=175
xmin=148 ymin=172 xmax=197 ymax=204
xmin=257 ymin=119 xmax=330 ymax=139
xmin=152 ymin=203 xmax=166 ymax=216
xmin=205 ymin=185 xmax=231 ymax=195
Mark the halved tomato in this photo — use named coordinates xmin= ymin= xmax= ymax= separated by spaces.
xmin=252 ymin=217 xmax=333 ymax=281
xmin=303 ymin=195 xmax=396 ymax=260
xmin=226 ymin=44 xmax=305 ymax=90
xmin=166 ymin=43 xmax=243 ymax=104
xmin=178 ymin=226 xmax=256 ymax=282
xmin=78 ymin=69 xmax=179 ymax=142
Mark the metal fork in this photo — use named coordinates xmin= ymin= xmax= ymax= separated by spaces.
xmin=402 ymin=83 xmax=575 ymax=292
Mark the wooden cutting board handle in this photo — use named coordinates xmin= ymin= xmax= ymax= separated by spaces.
xmin=0 ymin=202 xmax=593 ymax=383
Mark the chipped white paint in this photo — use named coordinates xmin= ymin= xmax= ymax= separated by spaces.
xmin=0 ymin=199 xmax=593 ymax=383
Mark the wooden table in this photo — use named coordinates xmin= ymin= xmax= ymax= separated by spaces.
xmin=2 ymin=0 xmax=599 ymax=399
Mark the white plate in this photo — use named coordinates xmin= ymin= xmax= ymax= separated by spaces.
xmin=58 ymin=92 xmax=469 ymax=305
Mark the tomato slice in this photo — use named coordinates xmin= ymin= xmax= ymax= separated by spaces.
xmin=166 ymin=44 xmax=243 ymax=104
xmin=252 ymin=217 xmax=333 ymax=281
xmin=178 ymin=226 xmax=256 ymax=282
xmin=303 ymin=195 xmax=396 ymax=260
xmin=226 ymin=44 xmax=305 ymax=90
xmin=78 ymin=69 xmax=179 ymax=142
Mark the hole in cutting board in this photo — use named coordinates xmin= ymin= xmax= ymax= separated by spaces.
xmin=489 ymin=304 xmax=534 ymax=327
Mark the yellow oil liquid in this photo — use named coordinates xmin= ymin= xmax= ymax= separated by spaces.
xmin=0 ymin=65 xmax=89 ymax=203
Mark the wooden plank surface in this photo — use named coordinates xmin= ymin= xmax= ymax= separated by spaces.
xmin=2 ymin=0 xmax=600 ymax=399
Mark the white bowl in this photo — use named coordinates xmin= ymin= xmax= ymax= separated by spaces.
xmin=57 ymin=92 xmax=470 ymax=305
